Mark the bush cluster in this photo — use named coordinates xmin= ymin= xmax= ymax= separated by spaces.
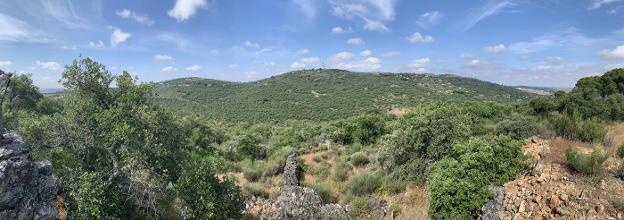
xmin=565 ymin=148 xmax=608 ymax=177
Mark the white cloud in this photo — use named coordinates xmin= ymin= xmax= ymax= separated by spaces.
xmin=292 ymin=0 xmax=318 ymax=20
xmin=36 ymin=61 xmax=61 ymax=71
xmin=363 ymin=19 xmax=390 ymax=32
xmin=330 ymin=51 xmax=355 ymax=63
xmin=543 ymin=56 xmax=564 ymax=65
xmin=598 ymin=45 xmax=624 ymax=59
xmin=347 ymin=38 xmax=365 ymax=45
xmin=0 ymin=14 xmax=47 ymax=43
xmin=301 ymin=57 xmax=321 ymax=63
xmin=406 ymin=32 xmax=434 ymax=43
xmin=590 ymin=0 xmax=622 ymax=9
xmin=0 ymin=61 xmax=11 ymax=66
xmin=116 ymin=9 xmax=155 ymax=25
xmin=186 ymin=65 xmax=202 ymax=71
xmin=360 ymin=50 xmax=372 ymax=57
xmin=338 ymin=57 xmax=382 ymax=71
xmin=508 ymin=28 xmax=604 ymax=54
xmin=460 ymin=53 xmax=477 ymax=59
xmin=416 ymin=11 xmax=442 ymax=29
xmin=264 ymin=61 xmax=276 ymax=66
xmin=245 ymin=41 xmax=260 ymax=49
xmin=228 ymin=64 xmax=237 ymax=68
xmin=483 ymin=44 xmax=506 ymax=54
xmin=464 ymin=0 xmax=515 ymax=31
xmin=88 ymin=40 xmax=104 ymax=48
xmin=154 ymin=54 xmax=175 ymax=61
xmin=110 ymin=28 xmax=130 ymax=46
xmin=330 ymin=0 xmax=398 ymax=32
xmin=290 ymin=62 xmax=306 ymax=69
xmin=168 ymin=0 xmax=208 ymax=22
xmin=408 ymin=58 xmax=430 ymax=71
xmin=331 ymin=26 xmax=353 ymax=34
xmin=295 ymin=48 xmax=310 ymax=55
xmin=161 ymin=66 xmax=178 ymax=73
xmin=211 ymin=49 xmax=219 ymax=55
xmin=382 ymin=51 xmax=401 ymax=57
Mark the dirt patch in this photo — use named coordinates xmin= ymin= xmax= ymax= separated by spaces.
xmin=383 ymin=186 xmax=430 ymax=220
xmin=389 ymin=107 xmax=410 ymax=116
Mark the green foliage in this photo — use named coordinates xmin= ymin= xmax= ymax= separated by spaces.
xmin=308 ymin=183 xmax=336 ymax=204
xmin=428 ymin=136 xmax=524 ymax=219
xmin=553 ymin=113 xmax=605 ymax=143
xmin=152 ymin=70 xmax=533 ymax=122
xmin=377 ymin=104 xmax=471 ymax=182
xmin=618 ymin=144 xmax=624 ymax=158
xmin=71 ymin=172 xmax=123 ymax=219
xmin=176 ymin=158 xmax=244 ymax=220
xmin=382 ymin=178 xmax=407 ymax=195
xmin=350 ymin=152 xmax=369 ymax=166
xmin=566 ymin=148 xmax=608 ymax=177
xmin=529 ymin=96 xmax=557 ymax=116
xmin=333 ymin=161 xmax=352 ymax=182
xmin=345 ymin=171 xmax=382 ymax=196
xmin=495 ymin=115 xmax=537 ymax=140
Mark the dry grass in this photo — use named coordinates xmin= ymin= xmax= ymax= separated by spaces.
xmin=381 ymin=186 xmax=430 ymax=220
xmin=389 ymin=107 xmax=410 ymax=116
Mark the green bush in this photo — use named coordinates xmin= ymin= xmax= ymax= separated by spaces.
xmin=176 ymin=158 xmax=244 ymax=220
xmin=308 ymin=161 xmax=331 ymax=180
xmin=345 ymin=172 xmax=382 ymax=196
xmin=618 ymin=144 xmax=624 ymax=158
xmin=553 ymin=113 xmax=605 ymax=143
xmin=333 ymin=161 xmax=352 ymax=182
xmin=71 ymin=172 xmax=124 ymax=219
xmin=566 ymin=148 xmax=608 ymax=177
xmin=382 ymin=178 xmax=407 ymax=195
xmin=308 ymin=183 xmax=335 ymax=204
xmin=350 ymin=152 xmax=369 ymax=166
xmin=243 ymin=183 xmax=270 ymax=199
xmin=495 ymin=115 xmax=537 ymax=140
xmin=348 ymin=196 xmax=370 ymax=218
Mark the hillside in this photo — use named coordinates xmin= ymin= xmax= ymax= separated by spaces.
xmin=152 ymin=69 xmax=533 ymax=122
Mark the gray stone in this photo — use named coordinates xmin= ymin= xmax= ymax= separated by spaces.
xmin=283 ymin=154 xmax=300 ymax=187
xmin=0 ymin=132 xmax=60 ymax=220
xmin=481 ymin=185 xmax=505 ymax=220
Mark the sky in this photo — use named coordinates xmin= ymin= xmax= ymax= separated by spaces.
xmin=1 ymin=0 xmax=624 ymax=89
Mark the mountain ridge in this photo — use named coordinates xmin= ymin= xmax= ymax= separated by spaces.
xmin=151 ymin=69 xmax=534 ymax=122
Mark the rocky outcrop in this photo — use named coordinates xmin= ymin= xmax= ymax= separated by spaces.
xmin=283 ymin=154 xmax=300 ymax=187
xmin=0 ymin=132 xmax=60 ymax=220
xmin=480 ymin=136 xmax=624 ymax=220
xmin=241 ymin=153 xmax=349 ymax=219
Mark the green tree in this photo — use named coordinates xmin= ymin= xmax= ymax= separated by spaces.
xmin=176 ymin=158 xmax=244 ymax=220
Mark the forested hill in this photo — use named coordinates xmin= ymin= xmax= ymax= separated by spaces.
xmin=152 ymin=69 xmax=533 ymax=122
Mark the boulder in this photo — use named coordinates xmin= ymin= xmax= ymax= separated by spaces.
xmin=272 ymin=186 xmax=323 ymax=220
xmin=283 ymin=154 xmax=300 ymax=187
xmin=0 ymin=132 xmax=60 ymax=220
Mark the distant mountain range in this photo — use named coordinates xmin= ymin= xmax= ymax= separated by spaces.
xmin=151 ymin=69 xmax=535 ymax=122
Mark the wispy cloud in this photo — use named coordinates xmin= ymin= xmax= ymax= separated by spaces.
xmin=464 ymin=0 xmax=516 ymax=31
xmin=331 ymin=26 xmax=353 ymax=34
xmin=483 ymin=44 xmax=506 ymax=54
xmin=186 ymin=65 xmax=202 ymax=71
xmin=292 ymin=0 xmax=318 ymax=21
xmin=36 ymin=61 xmax=61 ymax=71
xmin=406 ymin=32 xmax=434 ymax=43
xmin=116 ymin=9 xmax=155 ymax=25
xmin=416 ymin=11 xmax=442 ymax=29
xmin=0 ymin=14 xmax=49 ymax=43
xmin=347 ymin=38 xmax=365 ymax=45
xmin=598 ymin=45 xmax=624 ymax=59
xmin=154 ymin=54 xmax=175 ymax=61
xmin=589 ymin=0 xmax=622 ymax=9
xmin=329 ymin=0 xmax=398 ymax=32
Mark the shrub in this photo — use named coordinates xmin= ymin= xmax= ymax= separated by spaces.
xmin=618 ymin=144 xmax=624 ymax=158
xmin=495 ymin=115 xmax=537 ymax=140
xmin=350 ymin=152 xmax=369 ymax=166
xmin=382 ymin=178 xmax=407 ymax=195
xmin=616 ymin=163 xmax=624 ymax=180
xmin=333 ymin=161 xmax=352 ymax=182
xmin=308 ymin=161 xmax=331 ymax=180
xmin=242 ymin=165 xmax=263 ymax=182
xmin=345 ymin=172 xmax=382 ymax=196
xmin=71 ymin=172 xmax=124 ymax=219
xmin=553 ymin=113 xmax=605 ymax=143
xmin=566 ymin=148 xmax=608 ymax=177
xmin=308 ymin=183 xmax=336 ymax=204
xmin=243 ymin=183 xmax=270 ymax=199
xmin=175 ymin=158 xmax=244 ymax=220
xmin=348 ymin=196 xmax=370 ymax=218
xmin=428 ymin=157 xmax=491 ymax=219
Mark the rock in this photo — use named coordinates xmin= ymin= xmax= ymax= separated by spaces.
xmin=481 ymin=185 xmax=505 ymax=220
xmin=0 ymin=132 xmax=60 ymax=220
xmin=548 ymin=195 xmax=561 ymax=209
xmin=554 ymin=206 xmax=570 ymax=216
xmin=283 ymin=154 xmax=300 ymax=187
xmin=320 ymin=204 xmax=348 ymax=220
xmin=272 ymin=186 xmax=323 ymax=220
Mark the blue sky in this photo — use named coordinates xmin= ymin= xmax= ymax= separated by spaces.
xmin=1 ymin=0 xmax=623 ymax=88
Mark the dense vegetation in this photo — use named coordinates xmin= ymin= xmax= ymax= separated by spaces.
xmin=152 ymin=70 xmax=533 ymax=122
xmin=5 ymin=56 xmax=624 ymax=219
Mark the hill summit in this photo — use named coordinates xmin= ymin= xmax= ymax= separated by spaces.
xmin=152 ymin=69 xmax=532 ymax=122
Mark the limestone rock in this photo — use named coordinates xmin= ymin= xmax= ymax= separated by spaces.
xmin=283 ymin=154 xmax=300 ymax=187
xmin=0 ymin=132 xmax=60 ymax=220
